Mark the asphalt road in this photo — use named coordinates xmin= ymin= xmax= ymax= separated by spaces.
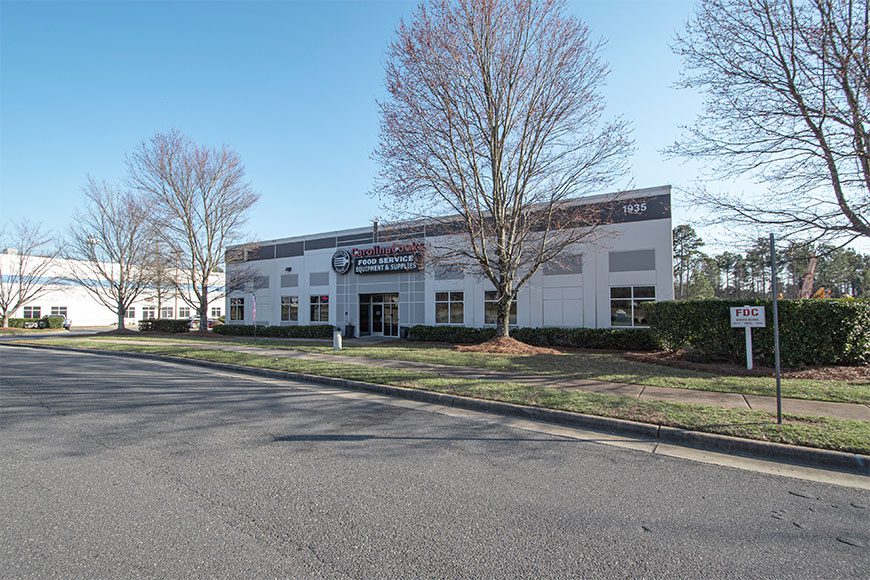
xmin=1 ymin=346 xmax=868 ymax=579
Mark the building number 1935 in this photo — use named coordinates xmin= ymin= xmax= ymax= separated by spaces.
xmin=623 ymin=202 xmax=647 ymax=214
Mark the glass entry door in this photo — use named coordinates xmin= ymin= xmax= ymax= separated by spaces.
xmin=359 ymin=294 xmax=399 ymax=337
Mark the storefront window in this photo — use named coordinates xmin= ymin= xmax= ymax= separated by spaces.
xmin=610 ymin=286 xmax=655 ymax=327
xmin=435 ymin=292 xmax=464 ymax=324
xmin=281 ymin=295 xmax=299 ymax=322
xmin=310 ymin=295 xmax=329 ymax=322
xmin=230 ymin=297 xmax=245 ymax=321
xmin=484 ymin=291 xmax=517 ymax=325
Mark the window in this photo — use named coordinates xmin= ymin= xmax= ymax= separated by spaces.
xmin=23 ymin=306 xmax=41 ymax=319
xmin=211 ymin=307 xmax=221 ymax=318
xmin=484 ymin=291 xmax=517 ymax=325
xmin=310 ymin=295 xmax=329 ymax=322
xmin=230 ymin=298 xmax=245 ymax=321
xmin=610 ymin=286 xmax=655 ymax=327
xmin=281 ymin=296 xmax=299 ymax=322
xmin=125 ymin=307 xmax=136 ymax=319
xmin=51 ymin=306 xmax=68 ymax=317
xmin=142 ymin=307 xmax=156 ymax=320
xmin=160 ymin=307 xmax=174 ymax=319
xmin=435 ymin=292 xmax=464 ymax=324
xmin=178 ymin=307 xmax=191 ymax=318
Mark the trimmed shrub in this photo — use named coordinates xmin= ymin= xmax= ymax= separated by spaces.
xmin=407 ymin=325 xmax=496 ymax=344
xmin=512 ymin=327 xmax=659 ymax=351
xmin=645 ymin=299 xmax=870 ymax=367
xmin=138 ymin=319 xmax=192 ymax=333
xmin=213 ymin=324 xmax=335 ymax=338
xmin=406 ymin=325 xmax=659 ymax=351
xmin=6 ymin=318 xmax=39 ymax=328
xmin=38 ymin=315 xmax=66 ymax=329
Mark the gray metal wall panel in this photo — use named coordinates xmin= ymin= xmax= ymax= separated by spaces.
xmin=280 ymin=274 xmax=298 ymax=288
xmin=544 ymin=254 xmax=583 ymax=275
xmin=276 ymin=242 xmax=304 ymax=258
xmin=304 ymin=237 xmax=337 ymax=250
xmin=608 ymin=249 xmax=655 ymax=272
xmin=309 ymin=272 xmax=330 ymax=286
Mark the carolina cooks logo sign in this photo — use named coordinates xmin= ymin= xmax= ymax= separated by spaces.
xmin=332 ymin=242 xmax=424 ymax=275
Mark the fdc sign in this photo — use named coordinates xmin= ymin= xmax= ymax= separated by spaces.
xmin=730 ymin=306 xmax=766 ymax=370
xmin=729 ymin=306 xmax=766 ymax=328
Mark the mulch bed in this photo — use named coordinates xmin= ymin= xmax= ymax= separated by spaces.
xmin=624 ymin=350 xmax=870 ymax=382
xmin=92 ymin=328 xmax=139 ymax=336
xmin=453 ymin=336 xmax=563 ymax=356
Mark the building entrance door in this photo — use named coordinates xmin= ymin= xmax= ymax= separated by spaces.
xmin=359 ymin=294 xmax=399 ymax=337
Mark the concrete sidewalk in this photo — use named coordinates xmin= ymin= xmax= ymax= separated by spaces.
xmin=79 ymin=338 xmax=870 ymax=421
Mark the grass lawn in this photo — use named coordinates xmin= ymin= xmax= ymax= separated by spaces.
xmin=18 ymin=338 xmax=870 ymax=454
xmin=65 ymin=334 xmax=870 ymax=405
xmin=0 ymin=328 xmax=66 ymax=335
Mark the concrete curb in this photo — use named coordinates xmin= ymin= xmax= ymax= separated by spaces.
xmin=5 ymin=342 xmax=868 ymax=475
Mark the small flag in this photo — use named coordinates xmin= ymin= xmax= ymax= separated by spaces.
xmin=252 ymin=293 xmax=257 ymax=324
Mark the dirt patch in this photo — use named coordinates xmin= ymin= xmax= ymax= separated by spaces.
xmin=624 ymin=351 xmax=870 ymax=382
xmin=453 ymin=336 xmax=563 ymax=356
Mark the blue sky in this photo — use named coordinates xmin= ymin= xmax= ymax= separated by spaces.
xmin=2 ymin=0 xmax=739 ymax=249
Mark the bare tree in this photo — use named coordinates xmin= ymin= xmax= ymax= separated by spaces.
xmin=127 ymin=130 xmax=260 ymax=331
xmin=0 ymin=220 xmax=59 ymax=327
xmin=65 ymin=178 xmax=156 ymax=331
xmin=374 ymin=0 xmax=631 ymax=338
xmin=671 ymin=0 xmax=869 ymax=243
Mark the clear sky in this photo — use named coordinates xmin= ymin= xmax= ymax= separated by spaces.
xmin=0 ymin=0 xmax=793 ymax=253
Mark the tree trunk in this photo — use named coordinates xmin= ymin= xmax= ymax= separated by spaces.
xmin=117 ymin=308 xmax=125 ymax=331
xmin=199 ymin=284 xmax=209 ymax=332
xmin=495 ymin=297 xmax=511 ymax=339
xmin=2 ymin=313 xmax=9 ymax=328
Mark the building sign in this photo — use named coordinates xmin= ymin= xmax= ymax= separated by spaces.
xmin=332 ymin=242 xmax=424 ymax=275
xmin=729 ymin=306 xmax=766 ymax=328
xmin=331 ymin=250 xmax=352 ymax=274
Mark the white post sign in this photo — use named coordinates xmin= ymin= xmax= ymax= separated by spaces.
xmin=730 ymin=306 xmax=766 ymax=370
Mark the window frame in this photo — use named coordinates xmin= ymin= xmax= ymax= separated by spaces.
xmin=142 ymin=307 xmax=156 ymax=320
xmin=211 ymin=307 xmax=221 ymax=318
xmin=23 ymin=306 xmax=41 ymax=319
xmin=51 ymin=306 xmax=68 ymax=317
xmin=125 ymin=307 xmax=136 ymax=319
xmin=434 ymin=291 xmax=464 ymax=325
xmin=281 ymin=295 xmax=299 ymax=322
xmin=309 ymin=295 xmax=329 ymax=322
xmin=160 ymin=306 xmax=174 ymax=319
xmin=230 ymin=297 xmax=245 ymax=321
xmin=609 ymin=285 xmax=656 ymax=328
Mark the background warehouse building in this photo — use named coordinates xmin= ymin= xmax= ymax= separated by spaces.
xmin=225 ymin=185 xmax=674 ymax=336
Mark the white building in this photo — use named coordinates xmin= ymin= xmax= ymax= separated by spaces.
xmin=225 ymin=186 xmax=674 ymax=336
xmin=0 ymin=252 xmax=225 ymax=327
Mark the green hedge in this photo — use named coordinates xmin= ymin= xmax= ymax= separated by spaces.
xmin=213 ymin=324 xmax=335 ymax=338
xmin=645 ymin=299 xmax=870 ymax=367
xmin=138 ymin=319 xmax=192 ymax=333
xmin=38 ymin=315 xmax=65 ymax=329
xmin=6 ymin=318 xmax=40 ymax=328
xmin=406 ymin=325 xmax=659 ymax=351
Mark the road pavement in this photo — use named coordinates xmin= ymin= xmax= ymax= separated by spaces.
xmin=1 ymin=346 xmax=868 ymax=578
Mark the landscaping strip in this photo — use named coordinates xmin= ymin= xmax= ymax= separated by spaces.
xmin=6 ymin=341 xmax=869 ymax=473
xmin=73 ymin=334 xmax=870 ymax=405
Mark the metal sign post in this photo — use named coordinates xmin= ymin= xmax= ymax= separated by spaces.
xmin=770 ymin=233 xmax=783 ymax=425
